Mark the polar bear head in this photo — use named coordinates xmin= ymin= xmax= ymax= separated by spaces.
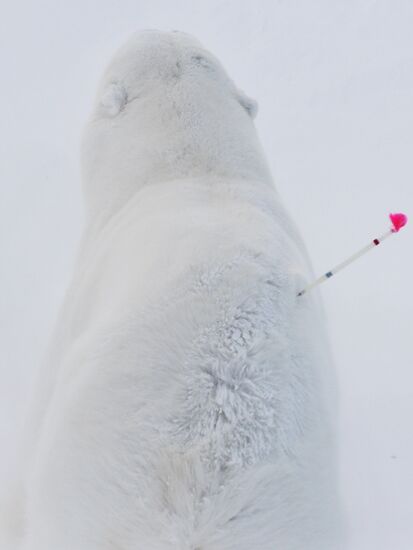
xmin=81 ymin=31 xmax=272 ymax=221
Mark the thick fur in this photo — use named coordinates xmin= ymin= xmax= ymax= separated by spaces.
xmin=3 ymin=31 xmax=342 ymax=549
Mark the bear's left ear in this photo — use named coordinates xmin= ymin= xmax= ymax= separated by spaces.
xmin=237 ymin=89 xmax=258 ymax=119
xmin=99 ymin=81 xmax=128 ymax=116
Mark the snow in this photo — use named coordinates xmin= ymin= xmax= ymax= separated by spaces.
xmin=0 ymin=1 xmax=412 ymax=548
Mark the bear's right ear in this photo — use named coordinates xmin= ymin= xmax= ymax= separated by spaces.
xmin=99 ymin=81 xmax=128 ymax=116
xmin=237 ymin=89 xmax=258 ymax=119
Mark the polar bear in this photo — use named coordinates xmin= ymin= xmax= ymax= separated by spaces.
xmin=4 ymin=31 xmax=343 ymax=549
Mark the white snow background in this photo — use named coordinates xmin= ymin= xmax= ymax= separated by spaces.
xmin=1 ymin=1 xmax=412 ymax=548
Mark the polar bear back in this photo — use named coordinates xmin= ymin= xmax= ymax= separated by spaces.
xmin=23 ymin=177 xmax=340 ymax=549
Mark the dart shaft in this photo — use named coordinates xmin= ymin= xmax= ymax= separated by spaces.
xmin=297 ymin=229 xmax=393 ymax=297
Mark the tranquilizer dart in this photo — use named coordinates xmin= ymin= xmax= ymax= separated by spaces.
xmin=297 ymin=212 xmax=408 ymax=297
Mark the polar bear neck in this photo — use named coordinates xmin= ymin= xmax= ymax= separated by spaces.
xmin=81 ymin=37 xmax=274 ymax=227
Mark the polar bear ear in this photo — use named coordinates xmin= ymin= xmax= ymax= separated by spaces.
xmin=237 ymin=89 xmax=258 ymax=119
xmin=99 ymin=81 xmax=128 ymax=116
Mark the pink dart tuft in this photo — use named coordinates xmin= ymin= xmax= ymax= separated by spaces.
xmin=389 ymin=212 xmax=408 ymax=233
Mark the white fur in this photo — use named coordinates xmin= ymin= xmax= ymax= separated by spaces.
xmin=3 ymin=31 xmax=343 ymax=549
